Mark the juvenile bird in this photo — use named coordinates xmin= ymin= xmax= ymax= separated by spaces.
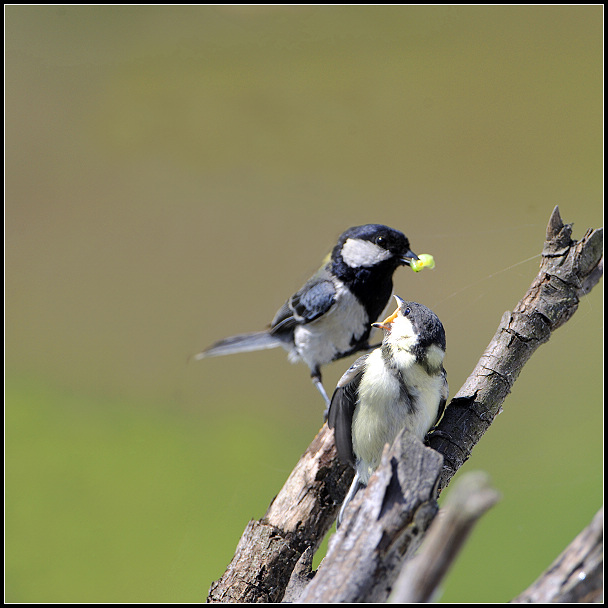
xmin=195 ymin=225 xmax=419 ymax=407
xmin=327 ymin=296 xmax=448 ymax=525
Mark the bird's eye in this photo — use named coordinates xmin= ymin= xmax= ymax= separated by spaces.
xmin=403 ymin=307 xmax=411 ymax=315
xmin=376 ymin=235 xmax=386 ymax=246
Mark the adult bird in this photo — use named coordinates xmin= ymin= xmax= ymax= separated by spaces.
xmin=195 ymin=224 xmax=420 ymax=408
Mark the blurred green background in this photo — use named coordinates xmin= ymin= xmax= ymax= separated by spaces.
xmin=5 ymin=5 xmax=603 ymax=603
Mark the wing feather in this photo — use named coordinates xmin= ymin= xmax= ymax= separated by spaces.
xmin=327 ymin=354 xmax=368 ymax=467
xmin=270 ymin=277 xmax=336 ymax=335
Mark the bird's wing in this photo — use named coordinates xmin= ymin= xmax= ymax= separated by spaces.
xmin=327 ymin=354 xmax=368 ymax=467
xmin=269 ymin=278 xmax=337 ymax=333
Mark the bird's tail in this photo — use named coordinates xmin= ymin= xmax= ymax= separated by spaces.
xmin=193 ymin=331 xmax=284 ymax=360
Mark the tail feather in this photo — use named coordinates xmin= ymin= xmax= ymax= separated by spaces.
xmin=194 ymin=331 xmax=284 ymax=360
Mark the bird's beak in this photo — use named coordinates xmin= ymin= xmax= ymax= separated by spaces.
xmin=400 ymin=249 xmax=419 ymax=266
xmin=372 ymin=306 xmax=400 ymax=331
xmin=372 ymin=295 xmax=407 ymax=331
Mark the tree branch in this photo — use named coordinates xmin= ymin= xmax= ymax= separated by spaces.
xmin=298 ymin=431 xmax=444 ymax=602
xmin=427 ymin=206 xmax=603 ymax=491
xmin=387 ymin=471 xmax=501 ymax=603
xmin=207 ymin=425 xmax=353 ymax=603
xmin=511 ymin=508 xmax=603 ymax=603
xmin=207 ymin=206 xmax=603 ymax=603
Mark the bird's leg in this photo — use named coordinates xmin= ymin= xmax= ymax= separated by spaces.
xmin=337 ymin=472 xmax=363 ymax=527
xmin=311 ymin=370 xmax=331 ymax=418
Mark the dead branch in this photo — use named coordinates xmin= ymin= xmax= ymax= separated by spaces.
xmin=387 ymin=471 xmax=501 ymax=603
xmin=207 ymin=425 xmax=352 ymax=603
xmin=428 ymin=206 xmax=604 ymax=492
xmin=207 ymin=206 xmax=603 ymax=603
xmin=511 ymin=508 xmax=603 ymax=603
xmin=298 ymin=431 xmax=444 ymax=602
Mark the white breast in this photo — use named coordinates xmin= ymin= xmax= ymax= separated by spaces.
xmin=351 ymin=349 xmax=404 ymax=483
xmin=351 ymin=347 xmax=443 ymax=484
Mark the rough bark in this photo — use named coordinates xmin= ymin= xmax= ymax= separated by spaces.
xmin=512 ymin=508 xmax=603 ymax=603
xmin=428 ymin=206 xmax=604 ymax=492
xmin=388 ymin=471 xmax=501 ymax=603
xmin=298 ymin=431 xmax=444 ymax=602
xmin=207 ymin=424 xmax=352 ymax=603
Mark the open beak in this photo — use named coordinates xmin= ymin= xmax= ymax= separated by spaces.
xmin=400 ymin=249 xmax=419 ymax=266
xmin=372 ymin=307 xmax=400 ymax=332
xmin=372 ymin=295 xmax=406 ymax=331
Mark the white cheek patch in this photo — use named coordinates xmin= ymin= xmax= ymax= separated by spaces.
xmin=425 ymin=343 xmax=445 ymax=369
xmin=390 ymin=316 xmax=445 ymax=369
xmin=341 ymin=238 xmax=393 ymax=268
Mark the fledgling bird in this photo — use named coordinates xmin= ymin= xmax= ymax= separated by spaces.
xmin=195 ymin=224 xmax=419 ymax=407
xmin=327 ymin=296 xmax=448 ymax=526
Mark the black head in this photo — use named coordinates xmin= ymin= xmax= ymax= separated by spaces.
xmin=327 ymin=225 xmax=418 ymax=331
xmin=332 ymin=224 xmax=418 ymax=270
xmin=378 ymin=295 xmax=446 ymax=356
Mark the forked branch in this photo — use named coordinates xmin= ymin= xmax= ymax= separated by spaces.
xmin=207 ymin=206 xmax=603 ymax=603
